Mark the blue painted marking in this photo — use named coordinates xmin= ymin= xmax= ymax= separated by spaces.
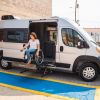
xmin=0 ymin=72 xmax=96 ymax=100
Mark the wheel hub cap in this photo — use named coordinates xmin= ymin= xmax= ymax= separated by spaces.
xmin=1 ymin=59 xmax=8 ymax=67
xmin=83 ymin=67 xmax=95 ymax=79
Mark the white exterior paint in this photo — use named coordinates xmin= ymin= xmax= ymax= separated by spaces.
xmin=0 ymin=20 xmax=29 ymax=29
xmin=0 ymin=17 xmax=100 ymax=72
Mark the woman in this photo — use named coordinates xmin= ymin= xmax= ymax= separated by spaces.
xmin=21 ymin=32 xmax=40 ymax=65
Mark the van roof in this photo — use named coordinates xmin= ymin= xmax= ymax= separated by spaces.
xmin=0 ymin=16 xmax=61 ymax=29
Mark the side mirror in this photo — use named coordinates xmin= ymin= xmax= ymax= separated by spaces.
xmin=77 ymin=41 xmax=89 ymax=49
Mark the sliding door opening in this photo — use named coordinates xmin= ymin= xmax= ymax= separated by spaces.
xmin=29 ymin=22 xmax=57 ymax=60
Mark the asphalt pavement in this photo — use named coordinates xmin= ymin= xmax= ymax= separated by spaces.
xmin=0 ymin=66 xmax=100 ymax=100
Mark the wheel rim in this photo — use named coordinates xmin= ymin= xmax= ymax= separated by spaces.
xmin=35 ymin=56 xmax=44 ymax=65
xmin=1 ymin=59 xmax=8 ymax=67
xmin=82 ymin=67 xmax=95 ymax=79
xmin=35 ymin=51 xmax=44 ymax=65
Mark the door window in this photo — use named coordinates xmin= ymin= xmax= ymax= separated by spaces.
xmin=49 ymin=31 xmax=57 ymax=43
xmin=62 ymin=28 xmax=84 ymax=47
xmin=0 ymin=29 xmax=28 ymax=43
xmin=6 ymin=30 xmax=28 ymax=43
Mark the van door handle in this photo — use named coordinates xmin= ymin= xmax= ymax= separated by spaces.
xmin=60 ymin=46 xmax=64 ymax=52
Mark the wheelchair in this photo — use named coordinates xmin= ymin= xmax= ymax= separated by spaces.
xmin=22 ymin=49 xmax=54 ymax=77
xmin=28 ymin=49 xmax=44 ymax=66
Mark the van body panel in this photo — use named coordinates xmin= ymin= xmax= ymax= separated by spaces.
xmin=31 ymin=19 xmax=58 ymax=23
xmin=0 ymin=17 xmax=99 ymax=73
xmin=0 ymin=28 xmax=29 ymax=59
xmin=58 ymin=26 xmax=87 ymax=71
xmin=55 ymin=45 xmax=60 ymax=62
xmin=56 ymin=19 xmax=87 ymax=71
xmin=2 ymin=42 xmax=25 ymax=59
xmin=0 ymin=20 xmax=29 ymax=29
xmin=85 ymin=42 xmax=100 ymax=58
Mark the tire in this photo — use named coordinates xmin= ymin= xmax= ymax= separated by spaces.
xmin=0 ymin=59 xmax=12 ymax=70
xmin=79 ymin=63 xmax=98 ymax=82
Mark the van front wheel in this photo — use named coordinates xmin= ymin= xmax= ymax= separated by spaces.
xmin=79 ymin=63 xmax=98 ymax=82
xmin=0 ymin=59 xmax=12 ymax=70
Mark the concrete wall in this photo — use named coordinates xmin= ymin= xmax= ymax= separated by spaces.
xmin=0 ymin=0 xmax=52 ymax=19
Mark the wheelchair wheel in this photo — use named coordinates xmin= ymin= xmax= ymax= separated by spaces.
xmin=35 ymin=50 xmax=44 ymax=65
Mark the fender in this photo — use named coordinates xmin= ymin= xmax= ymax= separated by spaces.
xmin=72 ymin=55 xmax=100 ymax=72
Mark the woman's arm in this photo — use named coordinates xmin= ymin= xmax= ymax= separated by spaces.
xmin=21 ymin=41 xmax=30 ymax=51
xmin=24 ymin=42 xmax=30 ymax=49
xmin=36 ymin=44 xmax=40 ymax=56
xmin=37 ymin=44 xmax=40 ymax=51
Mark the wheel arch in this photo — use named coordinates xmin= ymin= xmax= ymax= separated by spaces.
xmin=72 ymin=55 xmax=100 ymax=72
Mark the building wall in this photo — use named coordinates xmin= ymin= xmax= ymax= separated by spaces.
xmin=84 ymin=28 xmax=100 ymax=42
xmin=84 ymin=28 xmax=100 ymax=34
xmin=0 ymin=0 xmax=52 ymax=19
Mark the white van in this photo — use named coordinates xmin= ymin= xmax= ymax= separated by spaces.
xmin=0 ymin=16 xmax=100 ymax=82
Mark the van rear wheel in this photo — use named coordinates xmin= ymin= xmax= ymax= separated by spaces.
xmin=79 ymin=63 xmax=98 ymax=82
xmin=0 ymin=59 xmax=12 ymax=70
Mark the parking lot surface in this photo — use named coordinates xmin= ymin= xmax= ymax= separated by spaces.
xmin=0 ymin=67 xmax=100 ymax=100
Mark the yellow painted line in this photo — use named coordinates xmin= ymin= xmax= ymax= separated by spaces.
xmin=95 ymin=88 xmax=100 ymax=100
xmin=0 ymin=83 xmax=77 ymax=100
xmin=0 ymin=70 xmax=100 ymax=89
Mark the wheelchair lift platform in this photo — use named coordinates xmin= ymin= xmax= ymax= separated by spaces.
xmin=12 ymin=62 xmax=37 ymax=69
xmin=12 ymin=61 xmax=56 ymax=76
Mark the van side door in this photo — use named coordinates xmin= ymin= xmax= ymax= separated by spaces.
xmin=1 ymin=29 xmax=28 ymax=59
xmin=59 ymin=28 xmax=87 ymax=70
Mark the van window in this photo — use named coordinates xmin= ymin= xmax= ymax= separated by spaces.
xmin=0 ymin=29 xmax=28 ymax=43
xmin=62 ymin=28 xmax=84 ymax=47
xmin=49 ymin=31 xmax=57 ymax=43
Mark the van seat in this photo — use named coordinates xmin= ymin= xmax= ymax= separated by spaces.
xmin=43 ymin=41 xmax=56 ymax=59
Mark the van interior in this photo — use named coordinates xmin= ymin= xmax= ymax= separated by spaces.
xmin=0 ymin=31 xmax=3 ymax=41
xmin=29 ymin=22 xmax=57 ymax=61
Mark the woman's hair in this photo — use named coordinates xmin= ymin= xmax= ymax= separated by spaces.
xmin=30 ymin=32 xmax=38 ymax=39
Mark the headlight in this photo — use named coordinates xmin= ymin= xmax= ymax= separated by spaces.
xmin=96 ymin=47 xmax=100 ymax=53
